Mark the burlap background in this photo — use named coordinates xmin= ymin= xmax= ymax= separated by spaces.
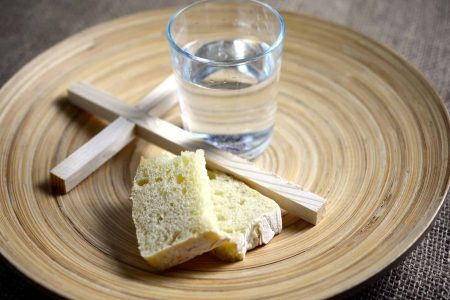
xmin=1 ymin=0 xmax=448 ymax=298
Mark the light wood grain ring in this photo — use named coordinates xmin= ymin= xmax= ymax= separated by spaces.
xmin=0 ymin=9 xmax=449 ymax=299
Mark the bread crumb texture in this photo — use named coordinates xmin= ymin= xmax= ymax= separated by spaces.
xmin=131 ymin=150 xmax=282 ymax=270
xmin=131 ymin=150 xmax=224 ymax=271
xmin=208 ymin=171 xmax=282 ymax=261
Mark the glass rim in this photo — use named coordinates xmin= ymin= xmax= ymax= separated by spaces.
xmin=165 ymin=0 xmax=285 ymax=66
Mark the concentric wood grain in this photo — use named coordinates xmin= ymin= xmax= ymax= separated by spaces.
xmin=0 ymin=9 xmax=449 ymax=299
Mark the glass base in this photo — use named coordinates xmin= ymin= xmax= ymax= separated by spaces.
xmin=191 ymin=127 xmax=273 ymax=160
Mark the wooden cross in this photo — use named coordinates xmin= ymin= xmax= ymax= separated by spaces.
xmin=50 ymin=78 xmax=326 ymax=225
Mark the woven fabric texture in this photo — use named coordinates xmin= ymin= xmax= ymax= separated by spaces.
xmin=0 ymin=0 xmax=449 ymax=299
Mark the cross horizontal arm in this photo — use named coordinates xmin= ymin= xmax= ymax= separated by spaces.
xmin=50 ymin=76 xmax=177 ymax=193
xmin=67 ymin=82 xmax=326 ymax=225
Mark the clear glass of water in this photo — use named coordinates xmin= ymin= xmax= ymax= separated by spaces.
xmin=166 ymin=0 xmax=285 ymax=159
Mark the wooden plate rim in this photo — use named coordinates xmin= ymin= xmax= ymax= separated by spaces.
xmin=0 ymin=8 xmax=449 ymax=298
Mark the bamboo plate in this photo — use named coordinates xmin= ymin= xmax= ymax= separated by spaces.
xmin=0 ymin=9 xmax=449 ymax=299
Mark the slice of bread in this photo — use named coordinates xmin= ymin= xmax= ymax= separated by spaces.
xmin=209 ymin=171 xmax=282 ymax=261
xmin=131 ymin=150 xmax=224 ymax=271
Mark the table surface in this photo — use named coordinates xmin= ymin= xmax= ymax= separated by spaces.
xmin=1 ymin=0 xmax=449 ymax=299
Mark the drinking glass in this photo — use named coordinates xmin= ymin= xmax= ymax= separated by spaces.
xmin=166 ymin=0 xmax=285 ymax=159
